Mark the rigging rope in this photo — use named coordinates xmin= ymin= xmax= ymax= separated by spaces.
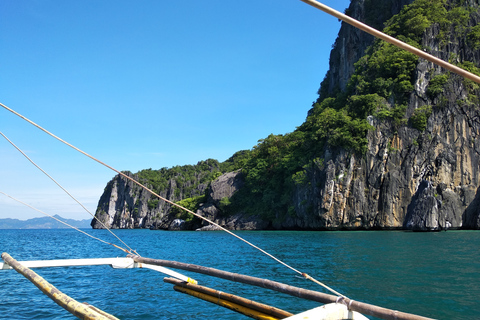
xmin=0 ymin=131 xmax=137 ymax=255
xmin=4 ymin=0 xmax=476 ymax=303
xmin=299 ymin=0 xmax=480 ymax=84
xmin=0 ymin=102 xmax=345 ymax=298
xmin=0 ymin=191 xmax=130 ymax=254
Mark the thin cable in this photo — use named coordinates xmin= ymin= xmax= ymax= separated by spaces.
xmin=0 ymin=191 xmax=131 ymax=254
xmin=299 ymin=0 xmax=480 ymax=84
xmin=2 ymin=1 xmax=478 ymax=299
xmin=1 ymin=102 xmax=344 ymax=297
xmin=0 ymin=131 xmax=137 ymax=255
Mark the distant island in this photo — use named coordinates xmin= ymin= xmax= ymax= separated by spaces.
xmin=0 ymin=215 xmax=91 ymax=229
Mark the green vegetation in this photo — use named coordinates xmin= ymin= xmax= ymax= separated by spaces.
xmin=467 ymin=25 xmax=480 ymax=50
xmin=137 ymin=158 xmax=230 ymax=197
xmin=383 ymin=0 xmax=447 ymax=43
xmin=384 ymin=0 xmax=474 ymax=45
xmin=219 ymin=197 xmax=231 ymax=213
xmin=349 ymin=42 xmax=418 ymax=102
xmin=410 ymin=106 xmax=433 ymax=131
xmin=130 ymin=0 xmax=480 ymax=223
xmin=427 ymin=74 xmax=449 ymax=98
xmin=147 ymin=199 xmax=159 ymax=210
xmin=170 ymin=195 xmax=206 ymax=223
xmin=230 ymin=132 xmax=310 ymax=220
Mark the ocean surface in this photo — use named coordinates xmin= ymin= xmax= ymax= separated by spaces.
xmin=0 ymin=229 xmax=478 ymax=320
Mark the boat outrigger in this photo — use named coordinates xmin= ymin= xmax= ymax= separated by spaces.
xmin=2 ymin=0 xmax=479 ymax=319
xmin=1 ymin=252 xmax=434 ymax=320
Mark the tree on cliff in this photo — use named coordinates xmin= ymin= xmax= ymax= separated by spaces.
xmin=94 ymin=0 xmax=480 ymax=230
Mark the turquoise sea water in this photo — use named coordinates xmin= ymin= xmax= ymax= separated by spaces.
xmin=0 ymin=229 xmax=478 ymax=319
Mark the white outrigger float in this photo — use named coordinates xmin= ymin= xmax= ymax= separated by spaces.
xmin=2 ymin=0 xmax=479 ymax=319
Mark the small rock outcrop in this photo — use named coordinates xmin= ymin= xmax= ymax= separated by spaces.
xmin=463 ymin=186 xmax=480 ymax=228
xmin=404 ymin=181 xmax=464 ymax=231
xmin=195 ymin=170 xmax=269 ymax=231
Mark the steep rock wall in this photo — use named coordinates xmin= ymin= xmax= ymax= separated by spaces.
xmin=92 ymin=0 xmax=480 ymax=231
xmin=319 ymin=0 xmax=414 ymax=97
xmin=90 ymin=162 xmax=216 ymax=229
xmin=91 ymin=172 xmax=185 ymax=229
xmin=283 ymin=3 xmax=480 ymax=231
xmin=195 ymin=170 xmax=270 ymax=231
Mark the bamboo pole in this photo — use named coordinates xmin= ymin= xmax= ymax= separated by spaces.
xmin=131 ymin=255 xmax=436 ymax=320
xmin=1 ymin=253 xmax=119 ymax=320
xmin=130 ymin=255 xmax=337 ymax=303
xmin=173 ymin=285 xmax=280 ymax=320
xmin=299 ymin=0 xmax=480 ymax=84
xmin=164 ymin=277 xmax=293 ymax=319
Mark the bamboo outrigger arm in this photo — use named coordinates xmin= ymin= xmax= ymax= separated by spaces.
xmin=1 ymin=252 xmax=436 ymax=320
xmin=1 ymin=253 xmax=120 ymax=320
xmin=131 ymin=255 xmax=436 ymax=320
xmin=300 ymin=0 xmax=480 ymax=85
xmin=0 ymin=253 xmax=198 ymax=284
xmin=164 ymin=277 xmax=294 ymax=320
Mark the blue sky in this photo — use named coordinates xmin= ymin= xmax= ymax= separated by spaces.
xmin=0 ymin=0 xmax=351 ymax=220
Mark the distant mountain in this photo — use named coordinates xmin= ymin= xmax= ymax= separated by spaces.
xmin=0 ymin=215 xmax=91 ymax=229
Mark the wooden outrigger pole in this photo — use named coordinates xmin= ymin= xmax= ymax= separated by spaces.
xmin=2 ymin=2 xmax=464 ymax=320
xmin=299 ymin=0 xmax=480 ymax=85
xmin=1 ymin=253 xmax=119 ymax=320
xmin=0 ymin=253 xmax=198 ymax=319
xmin=132 ymin=256 xmax=436 ymax=320
xmin=165 ymin=277 xmax=294 ymax=320
xmin=2 ymin=252 xmax=435 ymax=320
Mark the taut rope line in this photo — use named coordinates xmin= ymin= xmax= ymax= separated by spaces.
xmin=0 ymin=191 xmax=130 ymax=254
xmin=0 ymin=131 xmax=136 ymax=255
xmin=299 ymin=0 xmax=480 ymax=84
xmin=0 ymin=102 xmax=345 ymax=298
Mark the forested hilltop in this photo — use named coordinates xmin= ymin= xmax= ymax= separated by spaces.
xmin=92 ymin=0 xmax=480 ymax=231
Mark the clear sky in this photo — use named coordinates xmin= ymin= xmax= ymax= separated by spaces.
xmin=0 ymin=0 xmax=351 ymax=220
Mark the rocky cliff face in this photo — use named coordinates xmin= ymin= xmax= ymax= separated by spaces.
xmin=93 ymin=0 xmax=480 ymax=231
xmin=91 ymin=172 xmax=176 ymax=229
xmin=281 ymin=93 xmax=480 ymax=231
xmin=194 ymin=170 xmax=270 ymax=231
xmin=319 ymin=0 xmax=414 ymax=97
xmin=91 ymin=167 xmax=260 ymax=230
xmin=283 ymin=0 xmax=480 ymax=231
xmin=91 ymin=162 xmax=217 ymax=229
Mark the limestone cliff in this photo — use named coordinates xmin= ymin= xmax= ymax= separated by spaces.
xmin=319 ymin=0 xmax=414 ymax=96
xmin=91 ymin=161 xmax=220 ymax=229
xmin=93 ymin=0 xmax=480 ymax=231
xmin=282 ymin=0 xmax=480 ymax=231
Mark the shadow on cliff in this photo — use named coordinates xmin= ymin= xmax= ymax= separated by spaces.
xmin=405 ymin=180 xmax=480 ymax=231
xmin=462 ymin=185 xmax=480 ymax=229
